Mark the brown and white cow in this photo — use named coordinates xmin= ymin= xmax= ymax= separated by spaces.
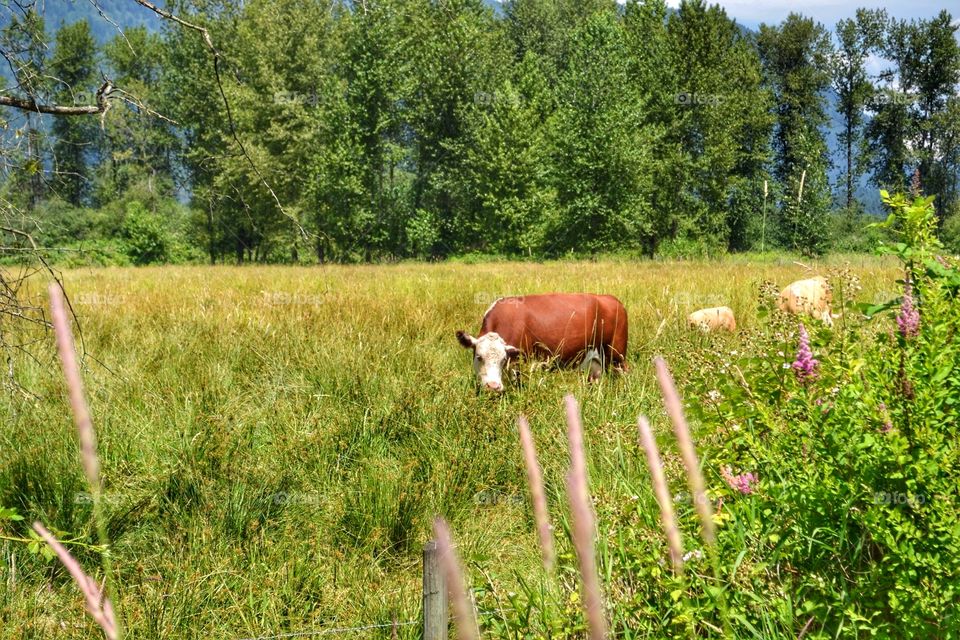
xmin=777 ymin=276 xmax=833 ymax=325
xmin=456 ymin=293 xmax=628 ymax=392
xmin=687 ymin=306 xmax=736 ymax=333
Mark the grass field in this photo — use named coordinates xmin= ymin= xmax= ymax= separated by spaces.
xmin=0 ymin=256 xmax=902 ymax=638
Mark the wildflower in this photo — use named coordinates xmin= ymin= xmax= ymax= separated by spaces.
xmin=721 ymin=465 xmax=758 ymax=495
xmin=897 ymin=280 xmax=920 ymax=339
xmin=878 ymin=402 xmax=893 ymax=433
xmin=910 ymin=167 xmax=922 ymax=198
xmin=682 ymin=549 xmax=704 ymax=562
xmin=792 ymin=323 xmax=819 ymax=383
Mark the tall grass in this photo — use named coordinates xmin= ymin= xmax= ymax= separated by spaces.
xmin=0 ymin=257 xmax=898 ymax=637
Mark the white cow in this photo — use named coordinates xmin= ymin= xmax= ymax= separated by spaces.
xmin=687 ymin=306 xmax=737 ymax=333
xmin=777 ymin=276 xmax=833 ymax=325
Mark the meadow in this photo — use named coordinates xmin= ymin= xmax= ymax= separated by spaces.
xmin=0 ymin=255 xmax=914 ymax=638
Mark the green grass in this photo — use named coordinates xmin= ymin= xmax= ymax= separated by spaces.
xmin=0 ymin=256 xmax=900 ymax=638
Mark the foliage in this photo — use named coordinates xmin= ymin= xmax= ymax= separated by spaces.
xmin=941 ymin=207 xmax=960 ymax=255
xmin=758 ymin=13 xmax=834 ymax=256
xmin=121 ymin=201 xmax=171 ymax=265
xmin=49 ymin=19 xmax=98 ymax=206
xmin=8 ymin=2 xmax=958 ymax=264
xmin=677 ymin=191 xmax=960 ymax=636
xmin=831 ymin=9 xmax=886 ymax=210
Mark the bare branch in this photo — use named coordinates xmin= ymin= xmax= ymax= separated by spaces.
xmin=0 ymin=80 xmax=113 ymax=115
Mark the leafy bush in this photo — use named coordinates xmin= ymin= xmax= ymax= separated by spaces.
xmin=121 ymin=200 xmax=170 ymax=265
xmin=827 ymin=208 xmax=889 ymax=253
xmin=941 ymin=206 xmax=960 ymax=255
xmin=683 ymin=192 xmax=960 ymax=636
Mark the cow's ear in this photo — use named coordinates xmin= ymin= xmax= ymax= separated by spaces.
xmin=456 ymin=330 xmax=477 ymax=349
xmin=505 ymin=345 xmax=521 ymax=359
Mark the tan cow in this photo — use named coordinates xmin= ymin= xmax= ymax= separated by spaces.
xmin=687 ymin=306 xmax=737 ymax=333
xmin=777 ymin=276 xmax=833 ymax=325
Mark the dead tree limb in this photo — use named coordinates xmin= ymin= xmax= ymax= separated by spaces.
xmin=0 ymin=81 xmax=113 ymax=116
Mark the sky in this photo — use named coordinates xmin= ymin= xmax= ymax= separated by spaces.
xmin=662 ymin=0 xmax=956 ymax=31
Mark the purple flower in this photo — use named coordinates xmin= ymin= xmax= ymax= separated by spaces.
xmin=792 ymin=323 xmax=819 ymax=383
xmin=878 ymin=403 xmax=893 ymax=433
xmin=721 ymin=466 xmax=757 ymax=495
xmin=897 ymin=280 xmax=920 ymax=339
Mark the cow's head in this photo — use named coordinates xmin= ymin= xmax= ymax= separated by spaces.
xmin=456 ymin=330 xmax=520 ymax=392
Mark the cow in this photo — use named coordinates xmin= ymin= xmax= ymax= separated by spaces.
xmin=456 ymin=293 xmax=628 ymax=392
xmin=687 ymin=306 xmax=736 ymax=333
xmin=777 ymin=276 xmax=833 ymax=325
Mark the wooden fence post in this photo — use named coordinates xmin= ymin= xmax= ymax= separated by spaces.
xmin=423 ymin=539 xmax=447 ymax=640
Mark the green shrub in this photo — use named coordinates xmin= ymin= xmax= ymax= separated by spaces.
xmin=122 ymin=201 xmax=171 ymax=265
xmin=828 ymin=208 xmax=889 ymax=252
xmin=683 ymin=192 xmax=960 ymax=636
xmin=941 ymin=206 xmax=960 ymax=255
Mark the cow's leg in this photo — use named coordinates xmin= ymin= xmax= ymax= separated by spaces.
xmin=607 ymin=320 xmax=628 ymax=374
xmin=582 ymin=348 xmax=604 ymax=382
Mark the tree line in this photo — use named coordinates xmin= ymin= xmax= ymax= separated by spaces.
xmin=1 ymin=0 xmax=959 ymax=263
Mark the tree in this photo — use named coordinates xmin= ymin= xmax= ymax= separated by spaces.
xmin=663 ymin=0 xmax=773 ymax=251
xmin=334 ymin=0 xmax=412 ymax=259
xmin=49 ymin=19 xmax=98 ymax=206
xmin=831 ymin=9 xmax=885 ymax=212
xmin=404 ymin=0 xmax=505 ymax=257
xmin=98 ymin=26 xmax=178 ymax=204
xmin=503 ymin=0 xmax=616 ymax=85
xmin=758 ymin=13 xmax=833 ymax=256
xmin=870 ymin=12 xmax=960 ymax=221
xmin=1 ymin=8 xmax=51 ymax=210
xmin=547 ymin=9 xmax=662 ymax=256
xmin=447 ymin=53 xmax=555 ymax=255
xmin=157 ymin=1 xmax=241 ymax=264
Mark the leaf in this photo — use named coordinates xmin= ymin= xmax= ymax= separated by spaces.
xmin=858 ymin=301 xmax=896 ymax=318
xmin=932 ymin=362 xmax=953 ymax=385
xmin=0 ymin=507 xmax=23 ymax=521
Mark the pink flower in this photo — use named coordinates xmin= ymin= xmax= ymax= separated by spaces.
xmin=897 ymin=280 xmax=920 ymax=339
xmin=721 ymin=466 xmax=757 ymax=495
xmin=792 ymin=323 xmax=819 ymax=383
xmin=878 ymin=403 xmax=893 ymax=433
